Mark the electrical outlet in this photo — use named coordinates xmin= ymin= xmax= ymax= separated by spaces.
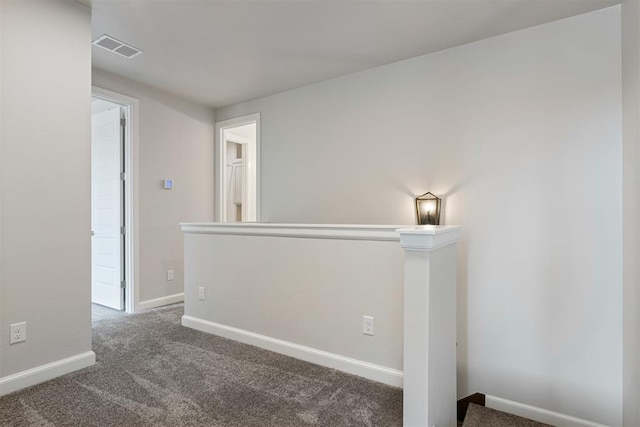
xmin=363 ymin=316 xmax=374 ymax=336
xmin=198 ymin=287 xmax=206 ymax=301
xmin=10 ymin=322 xmax=26 ymax=344
xmin=167 ymin=270 xmax=174 ymax=281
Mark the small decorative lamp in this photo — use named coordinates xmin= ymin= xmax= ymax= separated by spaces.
xmin=415 ymin=192 xmax=441 ymax=225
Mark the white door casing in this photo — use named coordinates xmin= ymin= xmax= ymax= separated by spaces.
xmin=91 ymin=107 xmax=124 ymax=309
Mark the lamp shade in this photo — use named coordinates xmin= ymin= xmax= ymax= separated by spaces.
xmin=415 ymin=192 xmax=441 ymax=225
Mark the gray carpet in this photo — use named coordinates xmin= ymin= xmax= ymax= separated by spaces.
xmin=91 ymin=303 xmax=128 ymax=322
xmin=462 ymin=403 xmax=553 ymax=427
xmin=0 ymin=304 xmax=403 ymax=426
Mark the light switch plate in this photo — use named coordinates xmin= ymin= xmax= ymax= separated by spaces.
xmin=363 ymin=316 xmax=374 ymax=336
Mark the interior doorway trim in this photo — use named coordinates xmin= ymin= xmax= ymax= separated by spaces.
xmin=215 ymin=113 xmax=261 ymax=222
xmin=92 ymin=85 xmax=140 ymax=313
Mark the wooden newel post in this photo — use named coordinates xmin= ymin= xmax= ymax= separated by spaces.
xmin=398 ymin=226 xmax=462 ymax=427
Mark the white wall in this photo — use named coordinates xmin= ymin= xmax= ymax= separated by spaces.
xmin=0 ymin=0 xmax=93 ymax=377
xmin=92 ymin=69 xmax=215 ymax=307
xmin=622 ymin=1 xmax=640 ymax=426
xmin=216 ymin=7 xmax=623 ymax=425
xmin=184 ymin=230 xmax=404 ymax=381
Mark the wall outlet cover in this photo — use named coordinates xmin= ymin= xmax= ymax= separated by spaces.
xmin=10 ymin=322 xmax=26 ymax=344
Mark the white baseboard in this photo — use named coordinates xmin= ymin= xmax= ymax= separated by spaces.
xmin=182 ymin=315 xmax=403 ymax=388
xmin=0 ymin=351 xmax=96 ymax=396
xmin=138 ymin=292 xmax=184 ymax=311
xmin=486 ymin=395 xmax=609 ymax=427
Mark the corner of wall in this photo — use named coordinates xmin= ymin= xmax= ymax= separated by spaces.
xmin=622 ymin=2 xmax=640 ymax=425
xmin=0 ymin=0 xmax=93 ymax=382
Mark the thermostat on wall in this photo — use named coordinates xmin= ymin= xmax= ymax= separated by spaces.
xmin=163 ymin=179 xmax=173 ymax=189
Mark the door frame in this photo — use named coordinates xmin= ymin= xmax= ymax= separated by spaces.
xmin=215 ymin=113 xmax=261 ymax=222
xmin=92 ymin=86 xmax=139 ymax=313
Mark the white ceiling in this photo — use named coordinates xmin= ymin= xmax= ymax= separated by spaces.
xmin=91 ymin=0 xmax=619 ymax=109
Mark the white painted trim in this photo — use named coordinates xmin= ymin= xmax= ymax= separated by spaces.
xmin=485 ymin=395 xmax=609 ymax=427
xmin=182 ymin=315 xmax=403 ymax=387
xmin=401 ymin=238 xmax=459 ymax=427
xmin=215 ymin=113 xmax=261 ymax=222
xmin=398 ymin=225 xmax=463 ymax=251
xmin=181 ymin=222 xmax=407 ymax=242
xmin=92 ymin=86 xmax=140 ymax=314
xmin=0 ymin=351 xmax=95 ymax=396
xmin=138 ymin=293 xmax=184 ymax=311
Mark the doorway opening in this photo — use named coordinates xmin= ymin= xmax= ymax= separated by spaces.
xmin=91 ymin=87 xmax=138 ymax=315
xmin=215 ymin=114 xmax=260 ymax=222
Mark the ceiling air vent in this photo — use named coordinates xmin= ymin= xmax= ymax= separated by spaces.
xmin=93 ymin=35 xmax=142 ymax=59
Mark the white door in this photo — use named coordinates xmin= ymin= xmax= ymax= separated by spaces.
xmin=91 ymin=107 xmax=124 ymax=309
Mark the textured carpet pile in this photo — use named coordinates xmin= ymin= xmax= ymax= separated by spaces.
xmin=0 ymin=304 xmax=403 ymax=426
xmin=462 ymin=403 xmax=553 ymax=427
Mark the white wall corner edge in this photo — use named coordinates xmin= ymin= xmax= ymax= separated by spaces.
xmin=0 ymin=351 xmax=96 ymax=397
xmin=138 ymin=292 xmax=184 ymax=311
xmin=181 ymin=315 xmax=404 ymax=388
xmin=485 ymin=395 xmax=609 ymax=427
